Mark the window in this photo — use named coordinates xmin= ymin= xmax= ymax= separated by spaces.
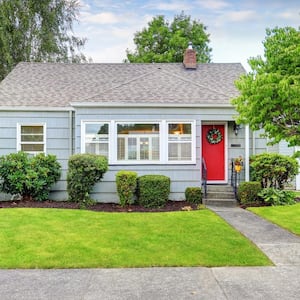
xmin=83 ymin=122 xmax=109 ymax=157
xmin=168 ymin=123 xmax=192 ymax=161
xmin=17 ymin=124 xmax=45 ymax=154
xmin=81 ymin=120 xmax=195 ymax=164
xmin=117 ymin=123 xmax=160 ymax=161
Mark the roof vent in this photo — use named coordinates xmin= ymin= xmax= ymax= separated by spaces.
xmin=183 ymin=42 xmax=197 ymax=69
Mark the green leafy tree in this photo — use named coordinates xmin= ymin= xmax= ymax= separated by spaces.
xmin=232 ymin=26 xmax=300 ymax=146
xmin=0 ymin=0 xmax=87 ymax=81
xmin=125 ymin=12 xmax=211 ymax=63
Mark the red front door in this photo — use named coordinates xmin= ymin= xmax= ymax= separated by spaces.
xmin=202 ymin=125 xmax=225 ymax=181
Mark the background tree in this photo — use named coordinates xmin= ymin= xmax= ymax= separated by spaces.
xmin=125 ymin=12 xmax=211 ymax=63
xmin=0 ymin=0 xmax=87 ymax=81
xmin=232 ymin=26 xmax=300 ymax=147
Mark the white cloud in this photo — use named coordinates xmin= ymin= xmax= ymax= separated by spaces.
xmin=81 ymin=11 xmax=120 ymax=24
xmin=145 ymin=1 xmax=192 ymax=12
xmin=224 ymin=10 xmax=258 ymax=22
xmin=85 ymin=44 xmax=130 ymax=63
xmin=197 ymin=0 xmax=230 ymax=10
xmin=277 ymin=10 xmax=300 ymax=23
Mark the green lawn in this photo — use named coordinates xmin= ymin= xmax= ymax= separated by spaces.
xmin=248 ymin=203 xmax=300 ymax=236
xmin=0 ymin=208 xmax=271 ymax=269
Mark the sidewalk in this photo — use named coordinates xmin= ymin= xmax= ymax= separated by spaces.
xmin=209 ymin=206 xmax=300 ymax=266
xmin=0 ymin=207 xmax=300 ymax=300
xmin=0 ymin=266 xmax=300 ymax=300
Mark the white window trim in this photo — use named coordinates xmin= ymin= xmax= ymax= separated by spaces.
xmin=114 ymin=121 xmax=161 ymax=164
xmin=81 ymin=120 xmax=196 ymax=165
xmin=17 ymin=123 xmax=46 ymax=154
xmin=166 ymin=121 xmax=196 ymax=164
xmin=81 ymin=120 xmax=110 ymax=154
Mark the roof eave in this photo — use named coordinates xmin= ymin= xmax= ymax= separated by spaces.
xmin=0 ymin=106 xmax=74 ymax=111
xmin=70 ymin=102 xmax=234 ymax=108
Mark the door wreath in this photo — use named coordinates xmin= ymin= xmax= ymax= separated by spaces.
xmin=206 ymin=128 xmax=222 ymax=144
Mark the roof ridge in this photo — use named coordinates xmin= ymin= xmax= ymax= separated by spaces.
xmin=81 ymin=69 xmax=158 ymax=102
xmin=160 ymin=69 xmax=230 ymax=98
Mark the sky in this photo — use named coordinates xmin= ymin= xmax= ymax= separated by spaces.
xmin=75 ymin=0 xmax=299 ymax=72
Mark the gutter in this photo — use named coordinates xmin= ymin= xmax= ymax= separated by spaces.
xmin=0 ymin=106 xmax=74 ymax=112
xmin=69 ymin=102 xmax=234 ymax=108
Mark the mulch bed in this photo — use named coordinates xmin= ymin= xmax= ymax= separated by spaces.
xmin=1 ymin=197 xmax=299 ymax=212
xmin=0 ymin=200 xmax=198 ymax=212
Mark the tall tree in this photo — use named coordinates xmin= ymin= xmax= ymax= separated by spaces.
xmin=0 ymin=0 xmax=87 ymax=81
xmin=125 ymin=12 xmax=211 ymax=63
xmin=232 ymin=26 xmax=300 ymax=147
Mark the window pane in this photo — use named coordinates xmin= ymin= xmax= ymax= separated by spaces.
xmin=128 ymin=137 xmax=137 ymax=160
xmin=21 ymin=126 xmax=43 ymax=134
xmin=152 ymin=137 xmax=160 ymax=160
xmin=86 ymin=123 xmax=108 ymax=135
xmin=140 ymin=138 xmax=149 ymax=160
xmin=168 ymin=143 xmax=192 ymax=160
xmin=85 ymin=123 xmax=109 ymax=142
xmin=84 ymin=123 xmax=109 ymax=157
xmin=117 ymin=137 xmax=125 ymax=160
xmin=168 ymin=123 xmax=191 ymax=140
xmin=117 ymin=123 xmax=159 ymax=134
xmin=117 ymin=123 xmax=160 ymax=161
xmin=21 ymin=135 xmax=44 ymax=142
xmin=86 ymin=143 xmax=108 ymax=156
xmin=21 ymin=144 xmax=44 ymax=152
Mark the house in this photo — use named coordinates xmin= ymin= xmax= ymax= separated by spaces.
xmin=0 ymin=47 xmax=288 ymax=202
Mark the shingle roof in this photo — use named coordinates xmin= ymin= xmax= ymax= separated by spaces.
xmin=0 ymin=62 xmax=245 ymax=108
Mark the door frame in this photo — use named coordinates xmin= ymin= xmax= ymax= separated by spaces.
xmin=201 ymin=121 xmax=228 ymax=184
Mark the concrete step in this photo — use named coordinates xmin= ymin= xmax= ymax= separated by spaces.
xmin=204 ymin=198 xmax=237 ymax=207
xmin=204 ymin=185 xmax=237 ymax=207
xmin=206 ymin=185 xmax=233 ymax=192
xmin=206 ymin=191 xmax=235 ymax=199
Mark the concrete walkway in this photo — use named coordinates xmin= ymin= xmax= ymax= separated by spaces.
xmin=0 ymin=207 xmax=300 ymax=300
xmin=209 ymin=206 xmax=300 ymax=266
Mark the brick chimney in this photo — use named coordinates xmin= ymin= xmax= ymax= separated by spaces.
xmin=183 ymin=42 xmax=197 ymax=69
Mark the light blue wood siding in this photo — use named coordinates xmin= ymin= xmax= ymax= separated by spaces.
xmin=0 ymin=110 xmax=73 ymax=201
xmin=75 ymin=106 xmax=241 ymax=202
xmin=0 ymin=106 xmax=272 ymax=202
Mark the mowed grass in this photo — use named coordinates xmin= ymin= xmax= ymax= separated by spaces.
xmin=248 ymin=203 xmax=300 ymax=236
xmin=0 ymin=208 xmax=271 ymax=269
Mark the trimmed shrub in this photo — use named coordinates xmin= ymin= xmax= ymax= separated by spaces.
xmin=250 ymin=153 xmax=298 ymax=189
xmin=67 ymin=154 xmax=108 ymax=206
xmin=116 ymin=171 xmax=138 ymax=207
xmin=237 ymin=181 xmax=262 ymax=205
xmin=258 ymin=188 xmax=296 ymax=206
xmin=0 ymin=151 xmax=61 ymax=201
xmin=185 ymin=187 xmax=202 ymax=204
xmin=137 ymin=175 xmax=170 ymax=208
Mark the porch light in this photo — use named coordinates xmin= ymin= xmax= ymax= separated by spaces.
xmin=233 ymin=122 xmax=241 ymax=136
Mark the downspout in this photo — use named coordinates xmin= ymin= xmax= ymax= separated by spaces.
xmin=252 ymin=130 xmax=256 ymax=155
xmin=69 ymin=110 xmax=74 ymax=156
xmin=245 ymin=124 xmax=250 ymax=181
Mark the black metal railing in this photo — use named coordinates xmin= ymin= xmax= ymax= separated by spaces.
xmin=202 ymin=158 xmax=207 ymax=198
xmin=231 ymin=159 xmax=241 ymax=199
